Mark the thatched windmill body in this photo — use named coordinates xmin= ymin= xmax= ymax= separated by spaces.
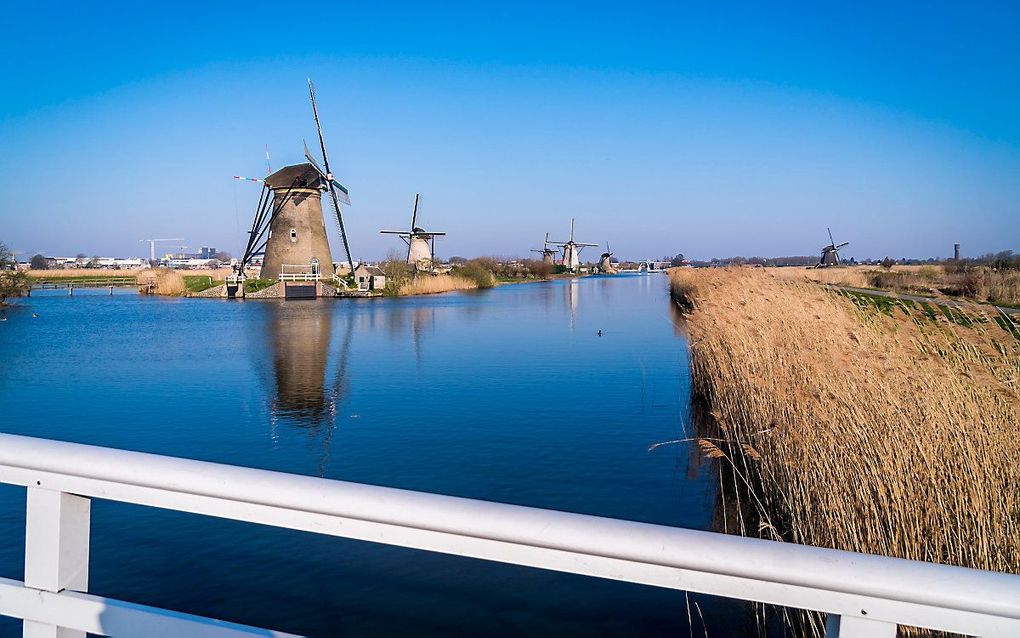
xmin=817 ymin=227 xmax=849 ymax=268
xmin=380 ymin=194 xmax=446 ymax=272
xmin=549 ymin=218 xmax=597 ymax=272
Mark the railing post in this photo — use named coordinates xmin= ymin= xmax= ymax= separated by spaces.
xmin=23 ymin=487 xmax=91 ymax=638
xmin=825 ymin=614 xmax=896 ymax=637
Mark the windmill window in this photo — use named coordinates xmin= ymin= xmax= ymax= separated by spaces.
xmin=290 ymin=228 xmax=297 ymax=242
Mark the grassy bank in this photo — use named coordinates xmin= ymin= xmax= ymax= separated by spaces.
xmin=767 ymin=264 xmax=1020 ymax=306
xmin=668 ymin=267 xmax=1019 ymax=635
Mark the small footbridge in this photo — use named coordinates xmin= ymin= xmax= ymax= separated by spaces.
xmin=0 ymin=434 xmax=1016 ymax=637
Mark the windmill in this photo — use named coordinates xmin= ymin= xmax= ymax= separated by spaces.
xmin=548 ymin=218 xmax=598 ymax=272
xmin=233 ymin=80 xmax=354 ymax=290
xmin=597 ymin=242 xmax=619 ymax=274
xmin=380 ymin=194 xmax=446 ymax=273
xmin=818 ymin=228 xmax=849 ymax=267
xmin=530 ymin=233 xmax=557 ymax=265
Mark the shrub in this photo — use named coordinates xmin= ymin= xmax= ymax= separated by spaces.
xmin=452 ymin=260 xmax=496 ymax=288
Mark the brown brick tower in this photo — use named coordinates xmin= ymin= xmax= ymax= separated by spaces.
xmin=259 ymin=163 xmax=335 ymax=280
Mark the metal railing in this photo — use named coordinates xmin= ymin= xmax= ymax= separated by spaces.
xmin=0 ymin=433 xmax=1017 ymax=637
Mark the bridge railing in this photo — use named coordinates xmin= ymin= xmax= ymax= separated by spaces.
xmin=0 ymin=433 xmax=1017 ymax=637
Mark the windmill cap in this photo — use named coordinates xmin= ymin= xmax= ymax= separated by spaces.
xmin=264 ymin=163 xmax=323 ymax=190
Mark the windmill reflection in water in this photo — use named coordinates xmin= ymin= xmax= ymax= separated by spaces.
xmin=263 ymin=303 xmax=354 ymax=476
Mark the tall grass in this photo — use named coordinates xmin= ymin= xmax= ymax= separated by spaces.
xmin=668 ymin=267 xmax=1020 ymax=636
xmin=399 ymin=274 xmax=480 ymax=295
xmin=139 ymin=268 xmax=187 ymax=296
xmin=767 ymin=264 xmax=1020 ymax=305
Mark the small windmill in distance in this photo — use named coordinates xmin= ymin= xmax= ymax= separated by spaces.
xmin=530 ymin=233 xmax=557 ymax=265
xmin=380 ymin=193 xmax=446 ymax=273
xmin=548 ymin=219 xmax=598 ymax=273
xmin=817 ymin=227 xmax=849 ymax=267
xmin=597 ymin=242 xmax=618 ymax=274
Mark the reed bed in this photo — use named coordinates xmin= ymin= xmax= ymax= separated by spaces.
xmin=668 ymin=267 xmax=1020 ymax=636
xmin=766 ymin=264 xmax=1020 ymax=306
xmin=138 ymin=268 xmax=187 ymax=296
xmin=26 ymin=268 xmax=145 ymax=280
xmin=398 ymin=274 xmax=480 ymax=296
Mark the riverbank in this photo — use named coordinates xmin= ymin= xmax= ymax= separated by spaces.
xmin=668 ymin=267 xmax=1020 ymax=636
xmin=765 ymin=263 xmax=1020 ymax=306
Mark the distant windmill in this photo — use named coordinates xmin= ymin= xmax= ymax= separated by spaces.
xmin=548 ymin=219 xmax=598 ymax=272
xmin=597 ymin=242 xmax=618 ymax=274
xmin=530 ymin=233 xmax=557 ymax=265
xmin=818 ymin=228 xmax=849 ymax=267
xmin=380 ymin=194 xmax=446 ymax=272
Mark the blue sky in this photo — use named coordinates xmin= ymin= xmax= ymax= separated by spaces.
xmin=1 ymin=1 xmax=1017 ymax=261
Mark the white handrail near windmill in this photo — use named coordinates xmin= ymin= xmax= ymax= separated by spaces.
xmin=817 ymin=227 xmax=850 ymax=267
xmin=548 ymin=219 xmax=598 ymax=272
xmin=380 ymin=193 xmax=446 ymax=273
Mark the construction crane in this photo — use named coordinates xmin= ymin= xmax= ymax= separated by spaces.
xmin=139 ymin=238 xmax=184 ymax=263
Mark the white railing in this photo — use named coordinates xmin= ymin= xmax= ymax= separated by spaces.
xmin=277 ymin=273 xmax=321 ymax=282
xmin=0 ymin=433 xmax=1017 ymax=637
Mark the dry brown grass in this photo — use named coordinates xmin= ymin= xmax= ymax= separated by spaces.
xmin=138 ymin=268 xmax=187 ymax=296
xmin=26 ymin=268 xmax=145 ymax=279
xmin=398 ymin=274 xmax=480 ymax=295
xmin=766 ymin=264 xmax=1020 ymax=306
xmin=668 ymin=267 xmax=1020 ymax=635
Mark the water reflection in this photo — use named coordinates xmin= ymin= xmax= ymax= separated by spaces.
xmin=266 ymin=303 xmax=334 ymax=423
xmin=263 ymin=302 xmax=355 ymax=475
xmin=565 ymin=279 xmax=579 ymax=329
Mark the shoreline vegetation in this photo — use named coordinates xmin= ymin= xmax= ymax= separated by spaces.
xmin=667 ymin=267 xmax=1019 ymax=636
xmin=766 ymin=262 xmax=1020 ymax=307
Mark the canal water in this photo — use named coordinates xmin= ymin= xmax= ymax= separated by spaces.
xmin=0 ymin=275 xmax=732 ymax=637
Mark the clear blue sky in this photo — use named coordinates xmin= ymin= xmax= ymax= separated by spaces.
xmin=1 ymin=1 xmax=1017 ymax=261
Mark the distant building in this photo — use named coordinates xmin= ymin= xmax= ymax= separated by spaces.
xmin=200 ymin=247 xmax=217 ymax=260
xmin=354 ymin=264 xmax=386 ymax=291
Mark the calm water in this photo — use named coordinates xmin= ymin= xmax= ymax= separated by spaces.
xmin=0 ymin=275 xmax=736 ymax=637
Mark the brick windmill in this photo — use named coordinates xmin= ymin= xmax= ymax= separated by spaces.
xmin=817 ymin=228 xmax=849 ymax=267
xmin=233 ymin=80 xmax=355 ymax=291
xmin=531 ymin=233 xmax=557 ymax=265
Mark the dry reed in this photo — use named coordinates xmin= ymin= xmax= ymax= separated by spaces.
xmin=766 ymin=264 xmax=1020 ymax=306
xmin=669 ymin=267 xmax=1020 ymax=636
xmin=139 ymin=268 xmax=187 ymax=296
xmin=398 ymin=274 xmax=479 ymax=296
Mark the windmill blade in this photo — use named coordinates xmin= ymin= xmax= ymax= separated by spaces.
xmin=308 ymin=79 xmax=354 ymax=273
xmin=406 ymin=195 xmax=422 ymax=262
xmin=836 ymin=242 xmax=850 ymax=249
xmin=576 ymin=242 xmax=600 ymax=247
xmin=380 ymin=230 xmax=412 ymax=235
xmin=303 ymin=140 xmax=327 ymax=177
xmin=828 ymin=227 xmax=836 ymax=246
xmin=421 ymin=231 xmax=447 ymax=236
xmin=409 ymin=194 xmax=420 ymax=231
